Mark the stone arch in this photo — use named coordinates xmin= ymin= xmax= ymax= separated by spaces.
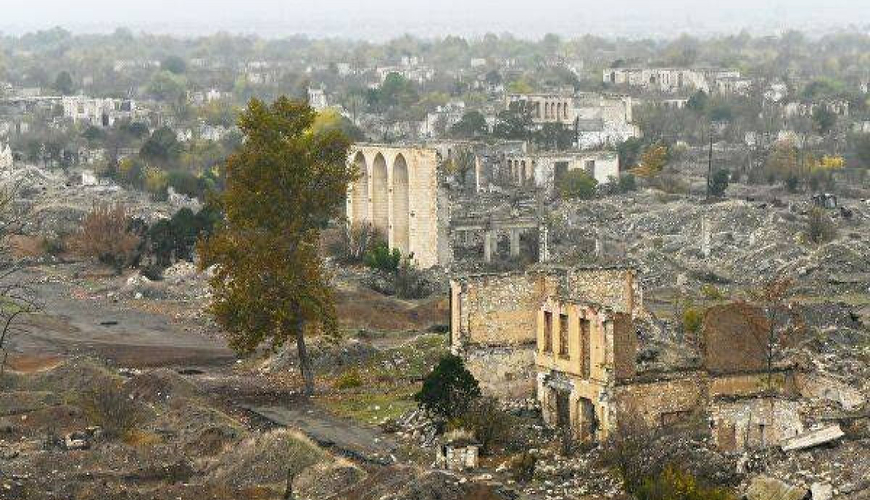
xmin=391 ymin=154 xmax=410 ymax=255
xmin=371 ymin=153 xmax=389 ymax=238
xmin=350 ymin=151 xmax=369 ymax=223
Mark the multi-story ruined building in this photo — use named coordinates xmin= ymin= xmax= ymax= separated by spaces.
xmin=451 ymin=267 xmax=803 ymax=450
xmin=62 ymin=96 xmax=137 ymax=128
xmin=346 ymin=144 xmax=451 ymax=269
xmin=573 ymin=92 xmax=639 ymax=149
xmin=603 ymin=67 xmax=742 ymax=94
xmin=507 ymin=92 xmax=576 ymax=125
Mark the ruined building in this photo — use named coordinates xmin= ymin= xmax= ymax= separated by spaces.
xmin=507 ymin=92 xmax=576 ymax=125
xmin=346 ymin=144 xmax=451 ymax=269
xmin=503 ymin=150 xmax=620 ymax=190
xmin=451 ymin=267 xmax=803 ymax=450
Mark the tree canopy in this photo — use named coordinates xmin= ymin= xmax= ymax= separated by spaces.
xmin=199 ymin=97 xmax=354 ymax=396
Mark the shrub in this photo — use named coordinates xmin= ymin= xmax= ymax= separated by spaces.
xmin=79 ymin=382 xmax=141 ymax=440
xmin=558 ymin=169 xmax=598 ymax=200
xmin=682 ymin=307 xmax=703 ymax=335
xmin=509 ymin=452 xmax=537 ymax=483
xmin=336 ymin=222 xmax=376 ymax=263
xmin=146 ymin=206 xmax=220 ymax=267
xmin=618 ymin=173 xmax=637 ymax=193
xmin=708 ymin=169 xmax=730 ymax=197
xmin=806 ymin=207 xmax=836 ymax=244
xmin=334 ymin=369 xmax=363 ymax=389
xmin=68 ymin=204 xmax=141 ymax=272
xmin=784 ymin=174 xmax=800 ymax=193
xmin=395 ymin=256 xmax=429 ymax=299
xmin=634 ymin=466 xmax=736 ymax=500
xmin=415 ymin=354 xmax=481 ymax=420
xmin=364 ymin=241 xmax=401 ymax=272
xmin=700 ymin=284 xmax=726 ymax=301
xmin=448 ymin=397 xmax=513 ymax=455
xmin=41 ymin=236 xmax=66 ymax=256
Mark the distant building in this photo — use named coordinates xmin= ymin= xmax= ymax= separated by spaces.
xmin=507 ymin=92 xmax=576 ymax=125
xmin=308 ymin=87 xmax=328 ymax=111
xmin=603 ymin=67 xmax=742 ymax=94
xmin=62 ymin=96 xmax=137 ymax=128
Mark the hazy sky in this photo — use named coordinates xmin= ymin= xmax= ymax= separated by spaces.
xmin=3 ymin=0 xmax=869 ymax=39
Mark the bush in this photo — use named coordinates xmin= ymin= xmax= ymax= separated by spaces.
xmin=415 ymin=354 xmax=481 ymax=420
xmin=618 ymin=173 xmax=637 ymax=193
xmin=509 ymin=452 xmax=537 ymax=483
xmin=336 ymin=222 xmax=376 ymax=263
xmin=700 ymin=284 xmax=726 ymax=301
xmin=364 ymin=241 xmax=401 ymax=272
xmin=41 ymin=236 xmax=66 ymax=256
xmin=334 ymin=369 xmax=363 ymax=389
xmin=448 ymin=397 xmax=513 ymax=455
xmin=682 ymin=307 xmax=704 ymax=335
xmin=708 ymin=169 xmax=730 ymax=197
xmin=806 ymin=207 xmax=836 ymax=244
xmin=395 ymin=256 xmax=429 ymax=299
xmin=784 ymin=174 xmax=800 ymax=193
xmin=146 ymin=206 xmax=220 ymax=267
xmin=79 ymin=382 xmax=141 ymax=440
xmin=634 ymin=466 xmax=736 ymax=500
xmin=558 ymin=169 xmax=598 ymax=200
xmin=68 ymin=204 xmax=141 ymax=272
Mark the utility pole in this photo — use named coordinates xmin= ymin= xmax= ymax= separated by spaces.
xmin=706 ymin=122 xmax=714 ymax=199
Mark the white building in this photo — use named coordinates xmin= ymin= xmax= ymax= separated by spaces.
xmin=62 ymin=96 xmax=136 ymax=128
xmin=574 ymin=93 xmax=640 ymax=149
xmin=308 ymin=87 xmax=328 ymax=111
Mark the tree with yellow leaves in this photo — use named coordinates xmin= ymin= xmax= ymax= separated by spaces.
xmin=199 ymin=97 xmax=355 ymax=396
xmin=632 ymin=143 xmax=669 ymax=178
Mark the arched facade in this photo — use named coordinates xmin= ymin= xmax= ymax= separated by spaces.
xmin=345 ymin=144 xmax=448 ymax=269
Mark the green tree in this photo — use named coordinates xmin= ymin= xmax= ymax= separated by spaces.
xmin=140 ymin=127 xmax=182 ymax=166
xmin=559 ymin=170 xmax=598 ymax=199
xmin=161 ymin=55 xmax=187 ymax=75
xmin=54 ymin=71 xmax=74 ymax=95
xmin=450 ymin=110 xmax=488 ymax=139
xmin=199 ymin=97 xmax=354 ymax=396
xmin=812 ymin=107 xmax=836 ymax=135
xmin=493 ymin=101 xmax=533 ymax=140
xmin=415 ymin=354 xmax=481 ymax=420
xmin=708 ymin=169 xmax=730 ymax=197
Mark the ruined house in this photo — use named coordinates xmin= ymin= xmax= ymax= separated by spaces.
xmin=503 ymin=150 xmax=620 ymax=190
xmin=451 ymin=267 xmax=803 ymax=450
xmin=573 ymin=92 xmax=639 ymax=149
xmin=507 ymin=92 xmax=576 ymax=125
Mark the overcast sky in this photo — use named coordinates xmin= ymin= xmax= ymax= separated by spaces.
xmin=2 ymin=0 xmax=869 ymax=39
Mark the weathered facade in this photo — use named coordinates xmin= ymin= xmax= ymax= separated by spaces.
xmin=346 ymin=144 xmax=451 ymax=269
xmin=450 ymin=267 xmax=800 ymax=451
xmin=504 ymin=150 xmax=620 ymax=189
xmin=507 ymin=92 xmax=576 ymax=125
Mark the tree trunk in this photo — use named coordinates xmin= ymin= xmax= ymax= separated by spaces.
xmin=293 ymin=315 xmax=315 ymax=397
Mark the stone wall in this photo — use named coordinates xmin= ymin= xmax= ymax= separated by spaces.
xmin=702 ymin=302 xmax=769 ymax=374
xmin=451 ymin=271 xmax=558 ymax=347
xmin=710 ymin=398 xmax=804 ymax=451
xmin=465 ymin=346 xmax=537 ymax=398
xmin=563 ymin=267 xmax=644 ymax=318
xmin=613 ymin=376 xmax=706 ymax=430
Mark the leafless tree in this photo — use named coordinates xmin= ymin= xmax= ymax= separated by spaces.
xmin=748 ymin=277 xmax=803 ymax=393
xmin=0 ymin=182 xmax=40 ymax=379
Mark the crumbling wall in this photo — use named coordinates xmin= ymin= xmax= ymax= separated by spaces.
xmin=612 ymin=312 xmax=637 ymax=381
xmin=453 ymin=272 xmax=557 ymax=347
xmin=465 ymin=346 xmax=537 ymax=398
xmin=564 ymin=267 xmax=644 ymax=317
xmin=711 ymin=398 xmax=804 ymax=451
xmin=702 ymin=302 xmax=769 ymax=374
xmin=613 ymin=376 xmax=705 ymax=430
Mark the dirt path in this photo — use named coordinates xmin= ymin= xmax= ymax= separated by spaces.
xmin=6 ymin=265 xmax=234 ymax=368
xmin=245 ymin=404 xmax=399 ymax=465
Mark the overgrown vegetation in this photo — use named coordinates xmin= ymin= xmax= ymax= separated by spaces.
xmin=415 ymin=354 xmax=481 ymax=420
xmin=68 ymin=203 xmax=141 ymax=272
